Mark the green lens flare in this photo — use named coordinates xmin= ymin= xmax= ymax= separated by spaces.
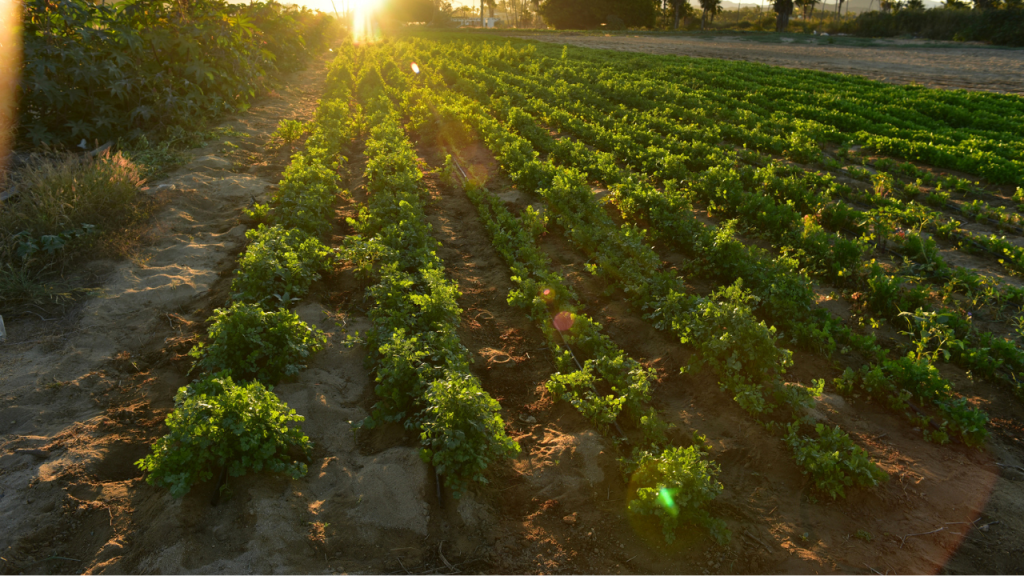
xmin=658 ymin=488 xmax=679 ymax=517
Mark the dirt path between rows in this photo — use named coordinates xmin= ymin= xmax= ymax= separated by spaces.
xmin=504 ymin=33 xmax=1024 ymax=95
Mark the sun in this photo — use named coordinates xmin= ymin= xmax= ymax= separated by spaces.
xmin=352 ymin=0 xmax=382 ymax=44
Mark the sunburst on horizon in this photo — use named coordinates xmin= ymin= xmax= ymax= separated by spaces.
xmin=352 ymin=0 xmax=382 ymax=43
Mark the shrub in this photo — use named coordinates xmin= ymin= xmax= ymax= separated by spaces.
xmin=19 ymin=0 xmax=337 ymax=147
xmin=136 ymin=372 xmax=311 ymax=498
xmin=231 ymin=224 xmax=334 ymax=306
xmin=626 ymin=445 xmax=730 ymax=544
xmin=189 ymin=302 xmax=327 ymax=384
xmin=675 ymin=281 xmax=794 ymax=415
xmin=845 ymin=8 xmax=1024 ymax=47
xmin=0 ymin=151 xmax=148 ymax=314
xmin=420 ymin=373 xmax=521 ymax=499
xmin=271 ymin=119 xmax=308 ymax=144
xmin=273 ymin=153 xmax=340 ymax=236
xmin=785 ymin=422 xmax=889 ymax=499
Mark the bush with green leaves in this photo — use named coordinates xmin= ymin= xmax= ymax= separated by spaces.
xmin=626 ymin=445 xmax=730 ymax=545
xmin=340 ymin=92 xmax=518 ymax=495
xmin=420 ymin=373 xmax=521 ymax=499
xmin=135 ymin=372 xmax=311 ymax=498
xmin=231 ymin=224 xmax=334 ymax=306
xmin=273 ymin=153 xmax=341 ymax=236
xmin=19 ymin=0 xmax=336 ymax=147
xmin=673 ymin=281 xmax=794 ymax=416
xmin=272 ymin=119 xmax=308 ymax=143
xmin=785 ymin=422 xmax=890 ymax=499
xmin=189 ymin=302 xmax=326 ymax=385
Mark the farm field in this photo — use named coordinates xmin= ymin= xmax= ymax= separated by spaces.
xmin=503 ymin=31 xmax=1024 ymax=96
xmin=2 ymin=31 xmax=1024 ymax=575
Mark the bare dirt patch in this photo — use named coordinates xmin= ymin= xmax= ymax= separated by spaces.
xmin=506 ymin=33 xmax=1024 ymax=95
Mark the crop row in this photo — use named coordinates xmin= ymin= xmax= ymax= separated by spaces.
xmin=135 ymin=47 xmax=359 ymax=498
xmin=338 ymin=49 xmax=518 ymax=499
xmin=443 ymin=44 xmax=1024 ymax=342
xmin=396 ymin=37 xmax=992 ymax=451
xmin=556 ymin=44 xmax=1024 ymax=185
xmin=479 ymin=42 xmax=994 ymax=440
xmin=390 ymin=42 xmax=893 ymax=504
xmin=431 ymin=40 xmax=1021 ymax=404
xmin=462 ymin=170 xmax=730 ymax=544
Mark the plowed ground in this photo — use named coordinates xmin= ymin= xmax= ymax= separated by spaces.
xmin=1 ymin=44 xmax=1024 ymax=576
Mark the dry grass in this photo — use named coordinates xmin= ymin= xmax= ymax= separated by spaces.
xmin=0 ymin=152 xmax=153 ymax=315
xmin=1 ymin=151 xmax=143 ymax=240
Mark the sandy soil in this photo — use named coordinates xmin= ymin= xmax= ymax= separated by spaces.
xmin=505 ymin=33 xmax=1024 ymax=95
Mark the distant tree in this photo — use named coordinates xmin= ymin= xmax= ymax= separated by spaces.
xmin=972 ymin=0 xmax=999 ymax=8
xmin=795 ymin=0 xmax=819 ymax=19
xmin=699 ymin=0 xmax=723 ymax=29
xmin=480 ymin=0 xmax=496 ymax=25
xmin=941 ymin=0 xmax=971 ymax=8
xmin=498 ymin=0 xmax=536 ymax=27
xmin=673 ymin=0 xmax=697 ymax=27
xmin=772 ymin=0 xmax=794 ymax=30
xmin=904 ymin=0 xmax=925 ymax=8
xmin=430 ymin=0 xmax=457 ymax=24
xmin=531 ymin=0 xmax=544 ymax=26
xmin=538 ymin=0 xmax=658 ymax=29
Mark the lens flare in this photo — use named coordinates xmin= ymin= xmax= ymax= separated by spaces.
xmin=0 ymin=0 xmax=19 ymax=177
xmin=553 ymin=311 xmax=573 ymax=332
xmin=352 ymin=0 xmax=381 ymax=44
xmin=657 ymin=488 xmax=679 ymax=517
xmin=411 ymin=62 xmax=420 ymax=74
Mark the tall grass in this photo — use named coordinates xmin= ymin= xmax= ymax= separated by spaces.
xmin=0 ymin=152 xmax=147 ymax=314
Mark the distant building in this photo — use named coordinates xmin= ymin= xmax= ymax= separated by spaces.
xmin=451 ymin=16 xmax=501 ymax=27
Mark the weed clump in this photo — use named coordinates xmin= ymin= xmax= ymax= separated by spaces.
xmin=0 ymin=152 xmax=147 ymax=314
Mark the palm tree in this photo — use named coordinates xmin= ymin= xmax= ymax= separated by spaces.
xmin=795 ymin=0 xmax=819 ymax=20
xmin=700 ymin=0 xmax=723 ymax=29
xmin=671 ymin=0 xmax=697 ymax=28
xmin=480 ymin=0 xmax=496 ymax=26
xmin=772 ymin=0 xmax=794 ymax=30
